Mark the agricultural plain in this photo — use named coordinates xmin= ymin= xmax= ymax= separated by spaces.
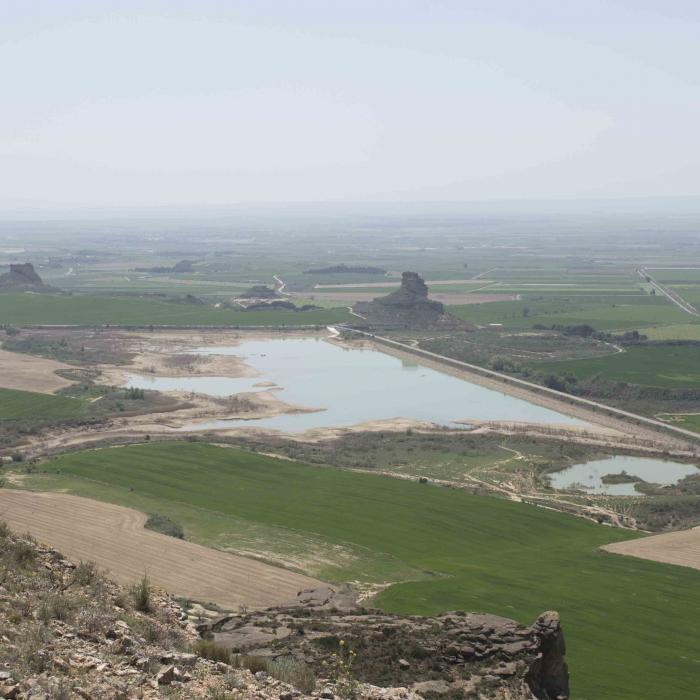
xmin=13 ymin=441 xmax=700 ymax=700
xmin=0 ymin=387 xmax=85 ymax=421
xmin=0 ymin=292 xmax=352 ymax=327
xmin=530 ymin=345 xmax=700 ymax=389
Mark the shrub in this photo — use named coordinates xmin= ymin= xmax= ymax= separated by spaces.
xmin=130 ymin=574 xmax=151 ymax=612
xmin=76 ymin=607 xmax=114 ymax=635
xmin=328 ymin=640 xmax=358 ymax=699
xmin=17 ymin=625 xmax=51 ymax=673
xmin=193 ymin=638 xmax=232 ymax=664
xmin=238 ymin=655 xmax=270 ymax=674
xmin=145 ymin=513 xmax=184 ymax=539
xmin=125 ymin=387 xmax=145 ymax=400
xmin=38 ymin=594 xmax=75 ymax=623
xmin=72 ymin=560 xmax=98 ymax=586
xmin=11 ymin=538 xmax=36 ymax=567
xmin=268 ymin=656 xmax=316 ymax=693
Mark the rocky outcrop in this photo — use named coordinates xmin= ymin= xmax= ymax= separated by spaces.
xmin=525 ymin=612 xmax=569 ymax=700
xmin=353 ymin=272 xmax=449 ymax=327
xmin=0 ymin=263 xmax=57 ymax=292
xmin=199 ymin=587 xmax=569 ymax=699
xmin=0 ymin=528 xmax=421 ymax=699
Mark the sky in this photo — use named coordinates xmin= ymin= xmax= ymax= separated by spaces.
xmin=1 ymin=1 xmax=699 ymax=210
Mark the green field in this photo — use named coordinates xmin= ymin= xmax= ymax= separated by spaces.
xmin=657 ymin=413 xmax=700 ymax=432
xmin=18 ymin=442 xmax=700 ymax=700
xmin=530 ymin=345 xmax=700 ymax=389
xmin=640 ymin=324 xmax=700 ymax=340
xmin=0 ymin=387 xmax=85 ymax=421
xmin=448 ymin=293 xmax=696 ymax=331
xmin=0 ymin=293 xmax=352 ymax=327
xmin=669 ymin=285 xmax=700 ymax=309
xmin=651 ymin=269 xmax=700 ymax=284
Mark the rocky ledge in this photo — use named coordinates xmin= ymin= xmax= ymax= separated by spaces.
xmin=198 ymin=587 xmax=569 ymax=700
xmin=0 ymin=528 xmax=418 ymax=699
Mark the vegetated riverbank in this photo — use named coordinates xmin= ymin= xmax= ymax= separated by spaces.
xmin=8 ymin=441 xmax=700 ymax=700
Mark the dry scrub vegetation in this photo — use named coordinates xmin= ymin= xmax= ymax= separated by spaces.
xmin=0 ymin=523 xmax=422 ymax=699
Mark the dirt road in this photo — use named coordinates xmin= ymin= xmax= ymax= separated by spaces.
xmin=0 ymin=348 xmax=74 ymax=394
xmin=602 ymin=528 xmax=700 ymax=571
xmin=0 ymin=490 xmax=325 ymax=610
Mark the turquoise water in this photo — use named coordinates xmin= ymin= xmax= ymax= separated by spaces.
xmin=124 ymin=337 xmax=589 ymax=433
xmin=549 ymin=455 xmax=699 ymax=496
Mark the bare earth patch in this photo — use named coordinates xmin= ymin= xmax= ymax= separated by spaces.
xmin=602 ymin=528 xmax=700 ymax=571
xmin=0 ymin=490 xmax=325 ymax=609
xmin=0 ymin=347 xmax=74 ymax=394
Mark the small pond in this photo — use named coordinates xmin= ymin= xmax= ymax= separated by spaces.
xmin=549 ymin=455 xmax=699 ymax=496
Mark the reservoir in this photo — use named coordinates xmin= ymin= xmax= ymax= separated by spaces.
xmin=126 ymin=336 xmax=589 ymax=433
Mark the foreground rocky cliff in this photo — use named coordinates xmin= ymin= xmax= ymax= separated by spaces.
xmin=0 ymin=524 xmax=568 ymax=699
xmin=200 ymin=588 xmax=568 ymax=700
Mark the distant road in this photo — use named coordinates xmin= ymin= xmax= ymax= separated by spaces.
xmin=637 ymin=268 xmax=699 ymax=316
xmin=273 ymin=274 xmax=289 ymax=295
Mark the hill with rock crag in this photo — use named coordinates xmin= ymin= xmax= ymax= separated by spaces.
xmin=353 ymin=272 xmax=457 ymax=328
xmin=0 ymin=263 xmax=58 ymax=293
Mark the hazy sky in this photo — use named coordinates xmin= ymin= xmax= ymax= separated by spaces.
xmin=2 ymin=1 xmax=699 ymax=209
